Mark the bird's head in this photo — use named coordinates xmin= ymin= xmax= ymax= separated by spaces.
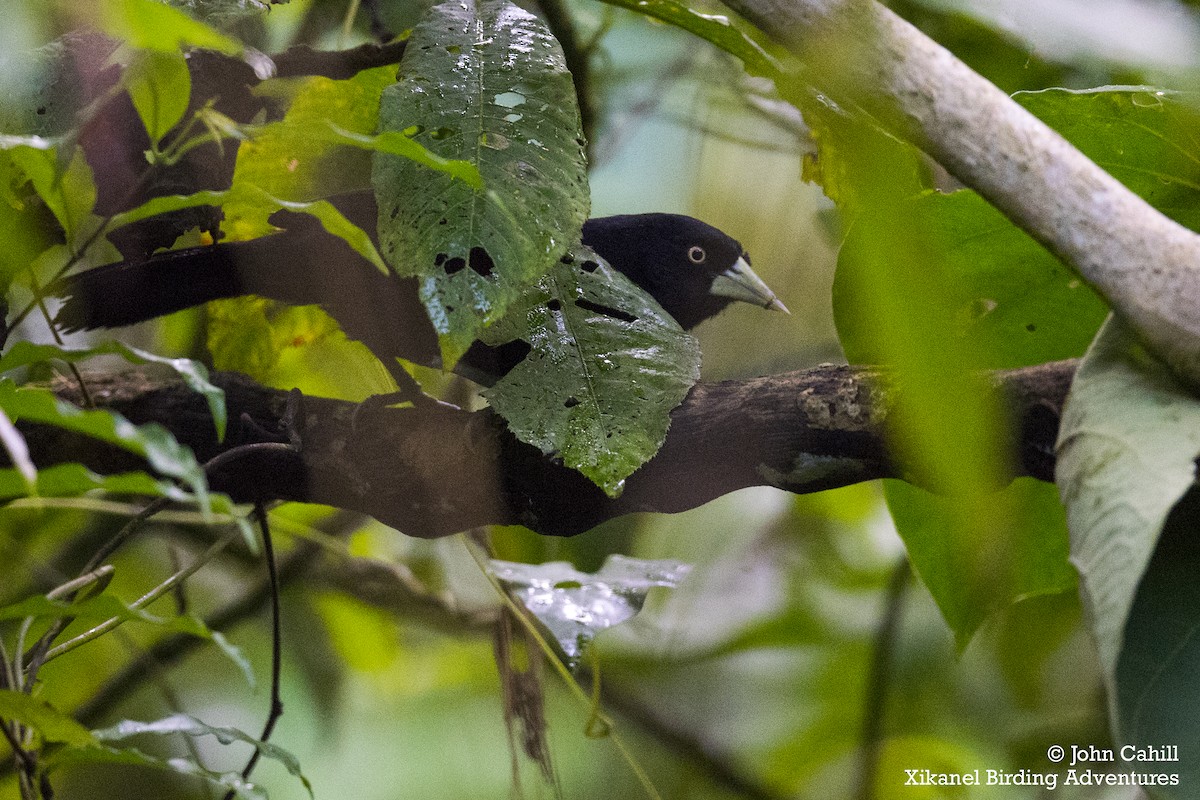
xmin=581 ymin=213 xmax=788 ymax=330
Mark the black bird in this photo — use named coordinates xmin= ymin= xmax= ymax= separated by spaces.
xmin=53 ymin=191 xmax=787 ymax=385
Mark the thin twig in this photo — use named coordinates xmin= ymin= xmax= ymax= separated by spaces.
xmin=20 ymin=442 xmax=295 ymax=686
xmin=223 ymin=502 xmax=284 ymax=800
xmin=855 ymin=557 xmax=911 ymax=800
xmin=39 ymin=526 xmax=245 ymax=664
xmin=72 ymin=541 xmax=324 ymax=728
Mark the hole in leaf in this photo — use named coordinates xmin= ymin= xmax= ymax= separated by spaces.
xmin=443 ymin=256 xmax=466 ymax=274
xmin=576 ymin=299 xmax=637 ymax=323
xmin=580 ymin=260 xmax=599 ymax=273
xmin=546 ymin=299 xmax=562 ymax=311
xmin=390 ymin=205 xmax=400 ymax=220
xmin=438 ymin=218 xmax=448 ymax=225
xmin=563 ymin=396 xmax=580 ymax=408
xmin=560 ymin=253 xmax=574 ymax=265
xmin=494 ymin=91 xmax=526 ymax=108
xmin=429 ymin=127 xmax=457 ymax=140
xmin=469 ymin=247 xmax=495 ymax=277
xmin=435 ymin=253 xmax=448 ymax=266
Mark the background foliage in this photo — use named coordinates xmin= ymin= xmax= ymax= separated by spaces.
xmin=1 ymin=0 xmax=1199 ymax=798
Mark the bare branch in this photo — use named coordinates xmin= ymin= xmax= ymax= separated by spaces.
xmin=718 ymin=0 xmax=1200 ymax=386
xmin=20 ymin=362 xmax=1074 ymax=538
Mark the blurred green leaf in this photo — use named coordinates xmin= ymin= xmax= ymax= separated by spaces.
xmin=886 ymin=479 xmax=1075 ymax=645
xmin=100 ymin=0 xmax=243 ymax=55
xmin=0 ymin=341 xmax=227 ymax=441
xmin=373 ymin=0 xmax=589 ymax=364
xmin=597 ymin=0 xmax=784 ymax=80
xmin=865 ymin=190 xmax=1108 ymax=368
xmin=0 ymin=381 xmax=210 ymax=511
xmin=482 ymin=246 xmax=700 ymax=496
xmin=0 ymin=689 xmax=96 ymax=746
xmin=124 ymin=49 xmax=191 ymax=145
xmin=1057 ymin=316 xmax=1200 ymax=708
xmin=0 ymin=463 xmax=188 ymax=502
xmin=830 ymin=118 xmax=1037 ymax=645
xmin=47 ymin=742 xmax=267 ymax=800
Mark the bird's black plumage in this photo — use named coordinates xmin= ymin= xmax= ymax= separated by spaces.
xmin=53 ymin=191 xmax=784 ymax=384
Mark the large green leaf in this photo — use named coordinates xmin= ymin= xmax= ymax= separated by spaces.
xmin=829 ymin=122 xmax=1075 ymax=645
xmin=1015 ymin=87 xmax=1200 ymax=232
xmin=1056 ymin=316 xmax=1200 ymax=715
xmin=885 ymin=478 xmax=1075 ymax=643
xmin=373 ymin=0 xmax=590 ymax=364
xmin=865 ymin=190 xmax=1109 ymax=369
xmin=481 ymin=246 xmax=700 ymax=497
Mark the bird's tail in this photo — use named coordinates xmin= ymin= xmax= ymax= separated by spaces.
xmin=52 ymin=219 xmax=442 ymax=368
xmin=54 ymin=236 xmax=282 ymax=332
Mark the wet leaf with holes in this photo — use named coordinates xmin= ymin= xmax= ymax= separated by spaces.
xmin=481 ymin=245 xmax=700 ymax=496
xmin=373 ymin=0 xmax=590 ymax=365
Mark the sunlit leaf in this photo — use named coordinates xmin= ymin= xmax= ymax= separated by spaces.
xmin=482 ymin=246 xmax=701 ymax=496
xmin=373 ymin=0 xmax=589 ymax=364
xmin=100 ymin=0 xmax=243 ymax=55
xmin=227 ymin=66 xmax=397 ymax=226
xmin=124 ymin=49 xmax=191 ymax=144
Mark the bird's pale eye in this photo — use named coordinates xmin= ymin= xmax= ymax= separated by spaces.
xmin=687 ymin=246 xmax=706 ymax=264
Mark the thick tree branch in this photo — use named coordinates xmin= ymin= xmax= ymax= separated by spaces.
xmin=719 ymin=0 xmax=1200 ymax=387
xmin=22 ymin=362 xmax=1073 ymax=538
